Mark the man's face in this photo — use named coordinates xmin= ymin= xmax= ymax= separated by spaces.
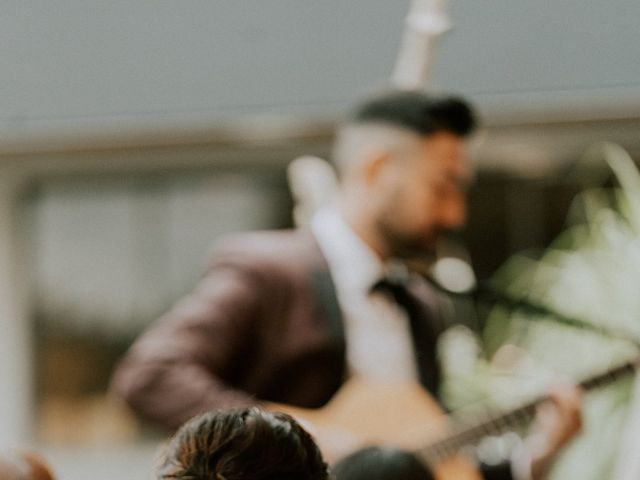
xmin=374 ymin=131 xmax=470 ymax=258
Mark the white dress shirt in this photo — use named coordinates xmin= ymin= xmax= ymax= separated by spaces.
xmin=311 ymin=208 xmax=419 ymax=383
xmin=311 ymin=209 xmax=531 ymax=479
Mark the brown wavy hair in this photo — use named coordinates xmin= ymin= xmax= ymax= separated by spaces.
xmin=157 ymin=408 xmax=329 ymax=480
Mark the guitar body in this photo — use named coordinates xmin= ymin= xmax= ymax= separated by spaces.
xmin=290 ymin=378 xmax=482 ymax=480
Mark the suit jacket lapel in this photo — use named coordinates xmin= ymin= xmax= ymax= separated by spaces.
xmin=310 ymin=265 xmax=346 ymax=345
xmin=305 ymin=234 xmax=347 ymax=381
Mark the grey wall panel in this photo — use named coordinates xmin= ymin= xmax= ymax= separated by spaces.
xmin=1 ymin=1 xmax=407 ymax=129
xmin=440 ymin=1 xmax=640 ymax=93
xmin=1 ymin=1 xmax=639 ymax=134
xmin=438 ymin=1 xmax=640 ymax=119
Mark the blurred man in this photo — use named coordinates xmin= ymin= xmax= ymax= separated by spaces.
xmin=112 ymin=90 xmax=581 ymax=479
xmin=156 ymin=407 xmax=328 ymax=480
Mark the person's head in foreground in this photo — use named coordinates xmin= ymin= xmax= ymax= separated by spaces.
xmin=0 ymin=450 xmax=55 ymax=480
xmin=156 ymin=407 xmax=329 ymax=480
xmin=331 ymin=446 xmax=430 ymax=480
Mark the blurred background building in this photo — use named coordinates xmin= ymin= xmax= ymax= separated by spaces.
xmin=1 ymin=1 xmax=640 ymax=479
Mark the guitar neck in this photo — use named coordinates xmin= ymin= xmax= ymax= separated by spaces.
xmin=418 ymin=356 xmax=639 ymax=465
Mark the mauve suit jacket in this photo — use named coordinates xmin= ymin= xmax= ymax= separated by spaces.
xmin=112 ymin=228 xmax=445 ymax=430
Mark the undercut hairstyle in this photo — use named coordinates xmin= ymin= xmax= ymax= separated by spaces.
xmin=348 ymin=89 xmax=476 ymax=137
xmin=156 ymin=408 xmax=329 ymax=480
xmin=332 ymin=89 xmax=476 ymax=178
xmin=331 ymin=446 xmax=432 ymax=480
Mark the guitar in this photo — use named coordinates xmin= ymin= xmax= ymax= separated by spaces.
xmin=283 ymin=357 xmax=639 ymax=480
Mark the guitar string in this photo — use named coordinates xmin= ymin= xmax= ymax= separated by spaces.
xmin=415 ymin=359 xmax=637 ymax=465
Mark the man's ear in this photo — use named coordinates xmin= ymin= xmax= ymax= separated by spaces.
xmin=361 ymin=150 xmax=393 ymax=186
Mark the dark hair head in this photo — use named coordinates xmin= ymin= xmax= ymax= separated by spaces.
xmin=157 ymin=407 xmax=329 ymax=480
xmin=347 ymin=89 xmax=476 ymax=138
xmin=331 ymin=446 xmax=431 ymax=480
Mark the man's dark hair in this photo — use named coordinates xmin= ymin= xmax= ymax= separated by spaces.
xmin=348 ymin=89 xmax=476 ymax=137
xmin=331 ymin=446 xmax=432 ymax=480
xmin=156 ymin=408 xmax=329 ymax=480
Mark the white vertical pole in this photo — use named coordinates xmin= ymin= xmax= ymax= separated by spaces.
xmin=0 ymin=169 xmax=32 ymax=447
xmin=391 ymin=0 xmax=451 ymax=89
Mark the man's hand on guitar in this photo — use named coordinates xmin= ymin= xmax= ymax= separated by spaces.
xmin=525 ymin=384 xmax=583 ymax=479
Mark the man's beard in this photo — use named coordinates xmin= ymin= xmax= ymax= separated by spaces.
xmin=375 ymin=217 xmax=440 ymax=263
